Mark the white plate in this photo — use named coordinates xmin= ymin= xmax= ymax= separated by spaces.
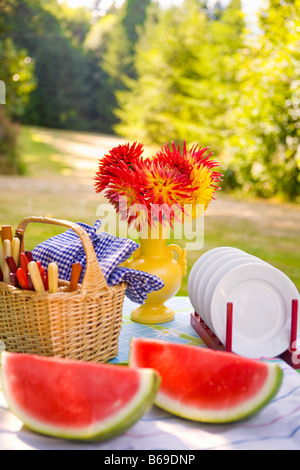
xmin=193 ymin=250 xmax=250 ymax=326
xmin=188 ymin=247 xmax=241 ymax=311
xmin=210 ymin=263 xmax=300 ymax=359
xmin=203 ymin=256 xmax=266 ymax=330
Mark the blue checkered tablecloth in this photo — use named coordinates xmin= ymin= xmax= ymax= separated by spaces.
xmin=110 ymin=296 xmax=204 ymax=364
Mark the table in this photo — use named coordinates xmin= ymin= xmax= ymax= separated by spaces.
xmin=1 ymin=296 xmax=300 ymax=450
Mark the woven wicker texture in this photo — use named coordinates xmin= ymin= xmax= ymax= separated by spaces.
xmin=0 ymin=217 xmax=126 ymax=362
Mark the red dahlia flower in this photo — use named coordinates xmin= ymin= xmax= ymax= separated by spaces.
xmin=94 ymin=140 xmax=222 ymax=228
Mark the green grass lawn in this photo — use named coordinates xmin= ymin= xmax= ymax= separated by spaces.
xmin=1 ymin=125 xmax=300 ymax=297
xmin=178 ymin=196 xmax=300 ymax=295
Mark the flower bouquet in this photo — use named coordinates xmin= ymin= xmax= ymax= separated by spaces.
xmin=95 ymin=140 xmax=222 ymax=232
xmin=94 ymin=140 xmax=222 ymax=323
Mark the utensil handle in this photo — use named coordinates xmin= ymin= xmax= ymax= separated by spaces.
xmin=16 ymin=216 xmax=109 ymax=294
xmin=69 ymin=262 xmax=82 ymax=292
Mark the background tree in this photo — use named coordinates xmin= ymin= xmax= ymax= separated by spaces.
xmin=115 ymin=0 xmax=245 ymax=148
xmin=1 ymin=0 xmax=299 ymax=201
xmin=84 ymin=0 xmax=151 ymax=130
xmin=222 ymin=0 xmax=300 ymax=199
xmin=0 ymin=0 xmax=36 ymax=173
xmin=0 ymin=38 xmax=35 ymax=120
xmin=102 ymin=0 xmax=151 ymax=83
xmin=1 ymin=0 xmax=102 ymax=130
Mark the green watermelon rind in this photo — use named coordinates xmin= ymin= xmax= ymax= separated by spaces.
xmin=152 ymin=364 xmax=283 ymax=423
xmin=129 ymin=339 xmax=283 ymax=424
xmin=0 ymin=351 xmax=161 ymax=442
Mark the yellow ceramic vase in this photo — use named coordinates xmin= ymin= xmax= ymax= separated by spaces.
xmin=125 ymin=236 xmax=187 ymax=324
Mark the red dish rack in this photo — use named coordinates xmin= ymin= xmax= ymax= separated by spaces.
xmin=190 ymin=299 xmax=300 ymax=369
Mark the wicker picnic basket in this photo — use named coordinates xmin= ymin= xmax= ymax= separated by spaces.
xmin=0 ymin=216 xmax=127 ymax=362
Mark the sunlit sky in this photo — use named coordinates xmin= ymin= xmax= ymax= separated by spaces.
xmin=63 ymin=0 xmax=263 ymax=16
xmin=60 ymin=0 xmax=264 ymax=30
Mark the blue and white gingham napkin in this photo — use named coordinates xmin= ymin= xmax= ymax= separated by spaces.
xmin=31 ymin=220 xmax=164 ymax=304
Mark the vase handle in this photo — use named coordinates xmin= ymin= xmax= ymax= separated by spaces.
xmin=167 ymin=244 xmax=187 ymax=276
xmin=119 ymin=247 xmax=140 ymax=268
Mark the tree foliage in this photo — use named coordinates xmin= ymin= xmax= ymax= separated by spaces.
xmin=115 ymin=0 xmax=300 ymax=200
xmin=0 ymin=0 xmax=36 ymax=173
xmin=222 ymin=0 xmax=300 ymax=199
xmin=84 ymin=0 xmax=152 ymax=129
xmin=0 ymin=38 xmax=35 ymax=120
xmin=115 ymin=0 xmax=244 ymax=146
xmin=1 ymin=0 xmax=299 ymax=200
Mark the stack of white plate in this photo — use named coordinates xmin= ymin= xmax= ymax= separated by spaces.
xmin=188 ymin=247 xmax=300 ymax=359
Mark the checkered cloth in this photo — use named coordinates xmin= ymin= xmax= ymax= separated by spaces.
xmin=31 ymin=220 xmax=164 ymax=304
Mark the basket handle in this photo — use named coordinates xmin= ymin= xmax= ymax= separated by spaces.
xmin=17 ymin=216 xmax=109 ymax=294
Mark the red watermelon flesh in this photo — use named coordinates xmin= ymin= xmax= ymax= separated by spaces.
xmin=129 ymin=338 xmax=283 ymax=423
xmin=1 ymin=351 xmax=160 ymax=441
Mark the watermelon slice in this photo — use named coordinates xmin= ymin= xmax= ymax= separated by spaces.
xmin=129 ymin=338 xmax=283 ymax=423
xmin=0 ymin=351 xmax=160 ymax=441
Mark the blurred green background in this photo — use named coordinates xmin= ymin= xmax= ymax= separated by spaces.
xmin=0 ymin=0 xmax=300 ymax=295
